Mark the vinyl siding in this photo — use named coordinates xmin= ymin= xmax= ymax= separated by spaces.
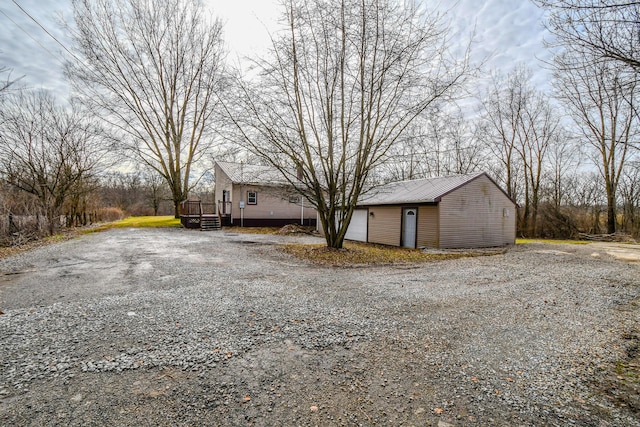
xmin=417 ymin=205 xmax=439 ymax=248
xmin=214 ymin=163 xmax=233 ymax=212
xmin=231 ymin=185 xmax=315 ymax=221
xmin=368 ymin=206 xmax=401 ymax=246
xmin=438 ymin=175 xmax=516 ymax=248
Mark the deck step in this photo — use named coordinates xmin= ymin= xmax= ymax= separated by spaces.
xmin=200 ymin=216 xmax=221 ymax=231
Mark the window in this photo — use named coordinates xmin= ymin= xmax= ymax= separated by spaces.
xmin=247 ymin=191 xmax=257 ymax=205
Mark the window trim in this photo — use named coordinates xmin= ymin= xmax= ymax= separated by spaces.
xmin=247 ymin=191 xmax=258 ymax=205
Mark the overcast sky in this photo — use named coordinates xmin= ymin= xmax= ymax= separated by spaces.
xmin=0 ymin=0 xmax=554 ymax=100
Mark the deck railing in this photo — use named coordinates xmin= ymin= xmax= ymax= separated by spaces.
xmin=218 ymin=201 xmax=232 ymax=216
xmin=179 ymin=200 xmax=219 ymax=229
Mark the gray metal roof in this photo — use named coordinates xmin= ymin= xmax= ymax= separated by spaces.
xmin=216 ymin=161 xmax=291 ymax=185
xmin=358 ymin=172 xmax=486 ymax=206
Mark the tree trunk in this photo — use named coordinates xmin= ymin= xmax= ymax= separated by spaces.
xmin=606 ymin=193 xmax=616 ymax=234
xmin=173 ymin=201 xmax=180 ymax=219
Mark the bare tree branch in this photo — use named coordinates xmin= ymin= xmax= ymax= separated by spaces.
xmin=535 ymin=0 xmax=640 ymax=71
xmin=0 ymin=90 xmax=110 ymax=234
xmin=66 ymin=0 xmax=226 ymax=217
xmin=226 ymin=0 xmax=470 ymax=248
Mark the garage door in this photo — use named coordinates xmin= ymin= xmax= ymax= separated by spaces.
xmin=344 ymin=209 xmax=368 ymax=242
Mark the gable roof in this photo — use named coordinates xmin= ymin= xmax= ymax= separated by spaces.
xmin=216 ymin=161 xmax=291 ymax=186
xmin=358 ymin=171 xmax=507 ymax=206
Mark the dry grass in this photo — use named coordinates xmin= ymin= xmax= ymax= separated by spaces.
xmin=0 ymin=232 xmax=76 ymax=260
xmin=224 ymin=226 xmax=281 ymax=235
xmin=516 ymin=238 xmax=588 ymax=245
xmin=280 ymin=241 xmax=475 ymax=266
xmin=86 ymin=216 xmax=181 ymax=232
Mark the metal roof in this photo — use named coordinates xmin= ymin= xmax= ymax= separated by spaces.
xmin=358 ymin=171 xmax=487 ymax=206
xmin=216 ymin=163 xmax=506 ymax=206
xmin=216 ymin=161 xmax=291 ymax=185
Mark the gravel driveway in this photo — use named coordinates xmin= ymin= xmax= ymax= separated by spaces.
xmin=1 ymin=228 xmax=639 ymax=426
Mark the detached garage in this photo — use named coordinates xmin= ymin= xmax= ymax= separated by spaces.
xmin=344 ymin=172 xmax=516 ymax=249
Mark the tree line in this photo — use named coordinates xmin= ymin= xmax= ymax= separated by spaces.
xmin=0 ymin=0 xmax=638 ymax=248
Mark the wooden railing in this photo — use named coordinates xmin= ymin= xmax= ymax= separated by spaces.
xmin=180 ymin=200 xmax=219 ymax=229
xmin=218 ymin=201 xmax=232 ymax=216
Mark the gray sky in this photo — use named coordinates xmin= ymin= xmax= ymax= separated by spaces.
xmin=0 ymin=0 xmax=553 ymax=99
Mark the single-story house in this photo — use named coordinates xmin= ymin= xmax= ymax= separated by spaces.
xmin=342 ymin=171 xmax=516 ymax=249
xmin=214 ymin=161 xmax=317 ymax=227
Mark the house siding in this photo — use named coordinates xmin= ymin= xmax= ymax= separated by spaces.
xmin=216 ymin=163 xmax=316 ymax=227
xmin=367 ymin=206 xmax=401 ymax=246
xmin=231 ymin=185 xmax=315 ymax=224
xmin=438 ymin=175 xmax=516 ymax=248
xmin=417 ymin=205 xmax=439 ymax=248
xmin=214 ymin=163 xmax=234 ymax=212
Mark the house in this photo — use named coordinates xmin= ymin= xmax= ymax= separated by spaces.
xmin=214 ymin=161 xmax=317 ymax=227
xmin=343 ymin=172 xmax=516 ymax=249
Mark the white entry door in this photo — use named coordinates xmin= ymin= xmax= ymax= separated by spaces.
xmin=402 ymin=208 xmax=417 ymax=248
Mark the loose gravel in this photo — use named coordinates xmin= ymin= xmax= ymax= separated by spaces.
xmin=0 ymin=228 xmax=638 ymax=426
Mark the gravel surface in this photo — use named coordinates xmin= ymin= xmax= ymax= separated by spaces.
xmin=0 ymin=228 xmax=638 ymax=426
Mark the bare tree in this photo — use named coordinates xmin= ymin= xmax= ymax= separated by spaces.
xmin=0 ymin=90 xmax=108 ymax=235
xmin=444 ymin=110 xmax=486 ymax=175
xmin=554 ymin=52 xmax=639 ymax=234
xmin=67 ymin=0 xmax=226 ymax=217
xmin=480 ymin=66 xmax=566 ymax=236
xmin=545 ymin=128 xmax=581 ymax=208
xmin=479 ymin=67 xmax=528 ymax=199
xmin=516 ymin=91 xmax=563 ymax=236
xmin=382 ymin=106 xmax=485 ymax=181
xmin=143 ymin=171 xmax=170 ymax=216
xmin=535 ymin=0 xmax=640 ymax=71
xmin=620 ymin=161 xmax=640 ymax=236
xmin=228 ymin=0 xmax=469 ymax=248
xmin=0 ymin=65 xmax=21 ymax=95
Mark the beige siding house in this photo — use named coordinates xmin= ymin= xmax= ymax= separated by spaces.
xmin=347 ymin=172 xmax=516 ymax=249
xmin=214 ymin=162 xmax=317 ymax=227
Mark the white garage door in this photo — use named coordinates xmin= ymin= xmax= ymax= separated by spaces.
xmin=344 ymin=209 xmax=368 ymax=242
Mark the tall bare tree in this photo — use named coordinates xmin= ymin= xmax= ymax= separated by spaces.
xmin=516 ymin=91 xmax=563 ymax=236
xmin=228 ymin=0 xmax=469 ymax=248
xmin=535 ymin=0 xmax=640 ymax=71
xmin=0 ymin=90 xmax=108 ymax=234
xmin=479 ymin=67 xmax=529 ymax=200
xmin=67 ymin=0 xmax=226 ymax=217
xmin=554 ymin=52 xmax=639 ymax=234
xmin=481 ymin=66 xmax=565 ymax=236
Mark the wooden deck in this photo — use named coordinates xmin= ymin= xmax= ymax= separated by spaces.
xmin=179 ymin=201 xmax=221 ymax=230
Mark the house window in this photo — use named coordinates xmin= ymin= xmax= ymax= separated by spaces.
xmin=247 ymin=191 xmax=257 ymax=205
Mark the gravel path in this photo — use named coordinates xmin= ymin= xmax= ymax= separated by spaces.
xmin=0 ymin=228 xmax=638 ymax=426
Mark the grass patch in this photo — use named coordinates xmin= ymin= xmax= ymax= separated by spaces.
xmin=109 ymin=216 xmax=181 ymax=228
xmin=280 ymin=241 xmax=474 ymax=266
xmin=85 ymin=216 xmax=181 ymax=233
xmin=517 ymin=238 xmax=588 ymax=245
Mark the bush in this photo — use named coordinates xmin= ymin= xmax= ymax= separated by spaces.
xmin=96 ymin=207 xmax=125 ymax=222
